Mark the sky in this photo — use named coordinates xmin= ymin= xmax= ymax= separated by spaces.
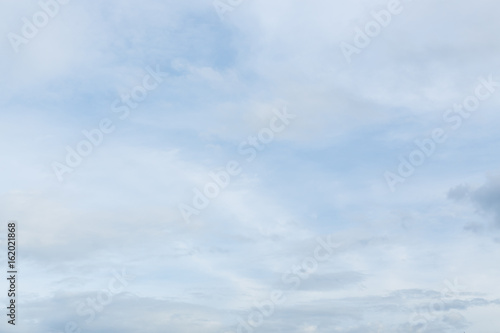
xmin=1 ymin=0 xmax=500 ymax=332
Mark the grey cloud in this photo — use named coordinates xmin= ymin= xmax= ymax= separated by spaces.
xmin=449 ymin=177 xmax=500 ymax=227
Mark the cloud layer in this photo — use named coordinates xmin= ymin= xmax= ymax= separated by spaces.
xmin=0 ymin=0 xmax=499 ymax=332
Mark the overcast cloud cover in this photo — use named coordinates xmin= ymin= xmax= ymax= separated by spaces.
xmin=1 ymin=0 xmax=500 ymax=332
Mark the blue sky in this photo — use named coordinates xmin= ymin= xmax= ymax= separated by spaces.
xmin=1 ymin=0 xmax=500 ymax=332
